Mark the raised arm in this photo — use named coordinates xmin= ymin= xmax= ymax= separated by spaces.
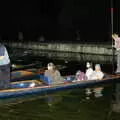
xmin=112 ymin=34 xmax=118 ymax=41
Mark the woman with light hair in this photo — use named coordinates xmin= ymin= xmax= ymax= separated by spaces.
xmin=90 ymin=64 xmax=104 ymax=80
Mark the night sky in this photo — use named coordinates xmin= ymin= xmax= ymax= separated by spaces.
xmin=0 ymin=0 xmax=119 ymax=42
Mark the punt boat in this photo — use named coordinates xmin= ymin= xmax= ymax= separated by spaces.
xmin=0 ymin=73 xmax=120 ymax=99
xmin=11 ymin=67 xmax=45 ymax=82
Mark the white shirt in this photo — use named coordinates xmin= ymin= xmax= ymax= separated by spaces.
xmin=90 ymin=71 xmax=104 ymax=80
xmin=86 ymin=68 xmax=94 ymax=80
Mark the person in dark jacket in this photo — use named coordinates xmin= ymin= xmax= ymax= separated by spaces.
xmin=0 ymin=44 xmax=10 ymax=89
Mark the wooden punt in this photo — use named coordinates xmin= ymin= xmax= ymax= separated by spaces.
xmin=0 ymin=73 xmax=120 ymax=99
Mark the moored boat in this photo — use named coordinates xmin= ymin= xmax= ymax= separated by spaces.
xmin=11 ymin=67 xmax=46 ymax=82
xmin=11 ymin=64 xmax=67 ymax=82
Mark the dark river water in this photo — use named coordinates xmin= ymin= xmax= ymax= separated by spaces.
xmin=1 ymin=48 xmax=120 ymax=120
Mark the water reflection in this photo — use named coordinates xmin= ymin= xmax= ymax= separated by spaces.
xmin=44 ymin=94 xmax=62 ymax=112
xmin=0 ymin=86 xmax=104 ymax=107
xmin=85 ymin=87 xmax=103 ymax=100
xmin=111 ymin=83 xmax=120 ymax=113
xmin=0 ymin=84 xmax=119 ymax=120
xmin=26 ymin=50 xmax=113 ymax=63
xmin=9 ymin=48 xmax=114 ymax=63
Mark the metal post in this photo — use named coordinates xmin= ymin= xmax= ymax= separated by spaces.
xmin=111 ymin=0 xmax=114 ymax=43
xmin=110 ymin=0 xmax=115 ymax=73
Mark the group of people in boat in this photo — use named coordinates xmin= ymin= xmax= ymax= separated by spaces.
xmin=85 ymin=62 xmax=104 ymax=80
xmin=0 ymin=32 xmax=120 ymax=89
xmin=44 ymin=62 xmax=104 ymax=84
xmin=43 ymin=33 xmax=120 ymax=84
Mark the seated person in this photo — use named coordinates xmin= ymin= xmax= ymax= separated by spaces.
xmin=75 ymin=70 xmax=88 ymax=81
xmin=85 ymin=62 xmax=94 ymax=80
xmin=90 ymin=64 xmax=104 ymax=80
xmin=44 ymin=63 xmax=64 ymax=84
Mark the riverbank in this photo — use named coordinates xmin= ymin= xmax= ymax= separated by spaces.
xmin=5 ymin=41 xmax=114 ymax=55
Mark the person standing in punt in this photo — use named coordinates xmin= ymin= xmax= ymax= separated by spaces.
xmin=112 ymin=33 xmax=120 ymax=73
xmin=0 ymin=43 xmax=10 ymax=89
xmin=85 ymin=62 xmax=94 ymax=80
xmin=44 ymin=63 xmax=64 ymax=84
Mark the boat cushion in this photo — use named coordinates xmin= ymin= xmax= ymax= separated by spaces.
xmin=39 ymin=75 xmax=52 ymax=85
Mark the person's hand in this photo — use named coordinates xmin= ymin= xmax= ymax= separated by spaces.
xmin=112 ymin=34 xmax=116 ymax=39
xmin=112 ymin=34 xmax=115 ymax=38
xmin=96 ymin=75 xmax=102 ymax=80
xmin=112 ymin=33 xmax=118 ymax=39
xmin=0 ymin=56 xmax=4 ymax=60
